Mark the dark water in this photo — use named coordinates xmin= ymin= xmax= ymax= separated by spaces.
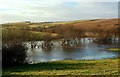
xmin=25 ymin=38 xmax=119 ymax=64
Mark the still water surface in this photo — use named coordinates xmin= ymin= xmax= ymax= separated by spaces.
xmin=25 ymin=38 xmax=119 ymax=63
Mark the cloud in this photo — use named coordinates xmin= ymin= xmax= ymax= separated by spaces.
xmin=0 ymin=0 xmax=118 ymax=23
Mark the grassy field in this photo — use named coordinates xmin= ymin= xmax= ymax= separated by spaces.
xmin=3 ymin=58 xmax=119 ymax=75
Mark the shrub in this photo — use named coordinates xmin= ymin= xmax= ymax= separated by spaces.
xmin=2 ymin=43 xmax=27 ymax=66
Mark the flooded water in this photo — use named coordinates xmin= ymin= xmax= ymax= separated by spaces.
xmin=25 ymin=38 xmax=119 ymax=64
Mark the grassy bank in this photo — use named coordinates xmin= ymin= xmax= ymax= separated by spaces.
xmin=106 ymin=48 xmax=120 ymax=51
xmin=3 ymin=58 xmax=119 ymax=75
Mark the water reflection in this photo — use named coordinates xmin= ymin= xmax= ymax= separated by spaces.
xmin=25 ymin=38 xmax=119 ymax=63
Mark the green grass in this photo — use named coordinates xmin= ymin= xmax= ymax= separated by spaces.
xmin=3 ymin=58 xmax=119 ymax=75
xmin=106 ymin=48 xmax=120 ymax=51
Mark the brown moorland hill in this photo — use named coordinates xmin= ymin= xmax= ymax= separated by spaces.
xmin=69 ymin=19 xmax=118 ymax=31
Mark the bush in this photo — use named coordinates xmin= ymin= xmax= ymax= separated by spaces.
xmin=2 ymin=43 xmax=27 ymax=66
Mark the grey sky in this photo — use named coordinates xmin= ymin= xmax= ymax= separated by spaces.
xmin=0 ymin=0 xmax=118 ymax=23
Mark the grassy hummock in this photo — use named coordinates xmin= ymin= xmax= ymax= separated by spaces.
xmin=106 ymin=48 xmax=120 ymax=51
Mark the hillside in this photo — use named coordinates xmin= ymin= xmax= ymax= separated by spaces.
xmin=71 ymin=19 xmax=118 ymax=31
xmin=2 ymin=18 xmax=119 ymax=42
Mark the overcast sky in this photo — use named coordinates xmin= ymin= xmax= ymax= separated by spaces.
xmin=0 ymin=0 xmax=118 ymax=23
